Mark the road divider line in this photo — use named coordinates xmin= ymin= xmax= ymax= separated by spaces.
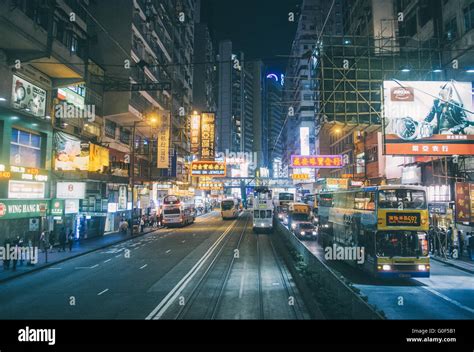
xmin=97 ymin=289 xmax=109 ymax=296
xmin=165 ymin=250 xmax=171 ymax=254
xmin=104 ymin=259 xmax=111 ymax=263
xmin=146 ymin=218 xmax=238 ymax=320
xmin=140 ymin=264 xmax=148 ymax=270
xmin=90 ymin=264 xmax=99 ymax=269
xmin=421 ymin=286 xmax=474 ymax=315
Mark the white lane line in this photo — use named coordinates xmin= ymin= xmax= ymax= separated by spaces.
xmin=422 ymin=286 xmax=474 ymax=315
xmin=165 ymin=250 xmax=171 ymax=254
xmin=140 ymin=264 xmax=148 ymax=270
xmin=104 ymin=259 xmax=112 ymax=263
xmin=48 ymin=267 xmax=62 ymax=270
xmin=115 ymin=254 xmax=121 ymax=258
xmin=97 ymin=289 xmax=109 ymax=296
xmin=146 ymin=218 xmax=238 ymax=320
xmin=90 ymin=264 xmax=99 ymax=269
xmin=181 ymin=240 xmax=186 ymax=243
xmin=239 ymin=262 xmax=247 ymax=299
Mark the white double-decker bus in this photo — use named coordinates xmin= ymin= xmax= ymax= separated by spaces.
xmin=252 ymin=186 xmax=274 ymax=232
xmin=162 ymin=195 xmax=195 ymax=227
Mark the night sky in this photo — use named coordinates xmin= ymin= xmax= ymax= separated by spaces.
xmin=200 ymin=0 xmax=301 ymax=72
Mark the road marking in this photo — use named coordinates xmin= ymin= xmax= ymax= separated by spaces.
xmin=422 ymin=286 xmax=474 ymax=315
xmin=239 ymin=262 xmax=247 ymax=299
xmin=140 ymin=264 xmax=148 ymax=270
xmin=48 ymin=267 xmax=62 ymax=270
xmin=97 ymin=289 xmax=109 ymax=296
xmin=146 ymin=218 xmax=238 ymax=320
xmin=193 ymin=233 xmax=196 ymax=237
xmin=115 ymin=254 xmax=121 ymax=258
xmin=181 ymin=240 xmax=186 ymax=243
xmin=165 ymin=250 xmax=171 ymax=254
xmin=104 ymin=259 xmax=112 ymax=263
xmin=90 ymin=264 xmax=99 ymax=269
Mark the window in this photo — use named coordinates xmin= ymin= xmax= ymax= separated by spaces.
xmin=10 ymin=128 xmax=42 ymax=168
xmin=378 ymin=189 xmax=427 ymax=210
xmin=105 ymin=120 xmax=116 ymax=139
xmin=464 ymin=2 xmax=474 ymax=32
xmin=445 ymin=17 xmax=458 ymax=41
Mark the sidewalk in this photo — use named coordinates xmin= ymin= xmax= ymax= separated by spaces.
xmin=0 ymin=227 xmax=158 ymax=283
xmin=430 ymin=254 xmax=474 ymax=274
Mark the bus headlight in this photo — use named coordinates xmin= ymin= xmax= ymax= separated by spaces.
xmin=312 ymin=231 xmax=317 ymax=235
xmin=278 ymin=214 xmax=283 ymax=219
xmin=382 ymin=265 xmax=391 ymax=271
xmin=418 ymin=265 xmax=426 ymax=271
xmin=300 ymin=231 xmax=305 ymax=236
xmin=291 ymin=224 xmax=297 ymax=229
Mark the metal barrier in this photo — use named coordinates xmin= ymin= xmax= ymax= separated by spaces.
xmin=275 ymin=221 xmax=385 ymax=320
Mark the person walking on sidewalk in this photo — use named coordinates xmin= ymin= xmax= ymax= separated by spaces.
xmin=3 ymin=236 xmax=11 ymax=270
xmin=49 ymin=230 xmax=55 ymax=252
xmin=59 ymin=228 xmax=67 ymax=252
xmin=468 ymin=232 xmax=474 ymax=261
xmin=67 ymin=230 xmax=74 ymax=252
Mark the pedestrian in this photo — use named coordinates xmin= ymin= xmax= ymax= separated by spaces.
xmin=39 ymin=230 xmax=47 ymax=253
xmin=458 ymin=231 xmax=465 ymax=259
xmin=59 ymin=228 xmax=66 ymax=252
xmin=468 ymin=232 xmax=474 ymax=261
xmin=3 ymin=236 xmax=11 ymax=270
xmin=140 ymin=217 xmax=145 ymax=233
xmin=67 ymin=230 xmax=74 ymax=252
xmin=49 ymin=230 xmax=56 ymax=252
xmin=12 ymin=235 xmax=20 ymax=271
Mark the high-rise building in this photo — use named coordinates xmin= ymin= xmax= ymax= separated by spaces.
xmin=216 ymin=40 xmax=254 ymax=155
xmin=284 ymin=0 xmax=344 ymax=178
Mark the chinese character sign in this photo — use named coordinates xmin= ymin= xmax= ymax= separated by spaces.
xmin=191 ymin=161 xmax=226 ymax=177
xmin=157 ymin=114 xmax=170 ymax=169
xmin=455 ymin=182 xmax=471 ymax=222
xmin=190 ymin=113 xmax=201 ymax=154
xmin=201 ymin=113 xmax=215 ymax=160
xmin=291 ymin=155 xmax=343 ymax=169
xmin=383 ymin=81 xmax=474 ymax=156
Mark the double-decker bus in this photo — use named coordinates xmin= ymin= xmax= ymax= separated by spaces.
xmin=162 ymin=195 xmax=196 ymax=227
xmin=221 ymin=198 xmax=240 ymax=220
xmin=317 ymin=185 xmax=430 ymax=278
xmin=252 ymin=186 xmax=274 ymax=232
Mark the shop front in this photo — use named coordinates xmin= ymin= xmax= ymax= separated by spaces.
xmin=0 ymin=199 xmax=49 ymax=245
xmin=105 ymin=184 xmax=130 ymax=233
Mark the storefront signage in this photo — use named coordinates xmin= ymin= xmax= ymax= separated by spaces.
xmin=118 ymin=186 xmax=127 ymax=210
xmin=11 ymin=75 xmax=47 ymax=117
xmin=57 ymin=182 xmax=86 ymax=199
xmin=0 ymin=199 xmax=48 ymax=219
xmin=0 ymin=164 xmax=48 ymax=182
xmin=455 ymin=182 xmax=471 ymax=222
xmin=8 ymin=180 xmax=45 ymax=199
xmin=428 ymin=203 xmax=448 ymax=215
xmin=191 ymin=113 xmax=201 ymax=154
xmin=50 ymin=199 xmax=65 ymax=216
xmin=291 ymin=173 xmax=310 ymax=180
xmin=65 ymin=199 xmax=80 ymax=214
xmin=191 ymin=161 xmax=226 ymax=177
xmin=291 ymin=155 xmax=343 ymax=168
xmin=326 ymin=178 xmax=349 ymax=190
xmin=201 ymin=113 xmax=215 ymax=160
xmin=157 ymin=114 xmax=170 ymax=169
xmin=383 ymin=81 xmax=474 ymax=156
xmin=198 ymin=182 xmax=224 ymax=191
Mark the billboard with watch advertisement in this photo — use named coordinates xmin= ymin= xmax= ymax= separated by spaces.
xmin=383 ymin=81 xmax=474 ymax=156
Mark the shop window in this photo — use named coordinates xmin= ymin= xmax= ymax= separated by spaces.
xmin=463 ymin=2 xmax=474 ymax=32
xmin=10 ymin=128 xmax=42 ymax=168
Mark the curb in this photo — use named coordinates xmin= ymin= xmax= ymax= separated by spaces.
xmin=430 ymin=255 xmax=474 ymax=274
xmin=0 ymin=228 xmax=158 ymax=284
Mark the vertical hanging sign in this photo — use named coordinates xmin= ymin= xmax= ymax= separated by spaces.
xmin=190 ymin=113 xmax=201 ymax=155
xmin=157 ymin=113 xmax=170 ymax=169
xmin=201 ymin=113 xmax=215 ymax=160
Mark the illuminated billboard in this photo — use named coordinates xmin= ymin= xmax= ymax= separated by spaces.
xmin=157 ymin=114 xmax=170 ymax=169
xmin=190 ymin=113 xmax=200 ymax=154
xmin=299 ymin=127 xmax=310 ymax=156
xmin=291 ymin=155 xmax=343 ymax=168
xmin=201 ymin=113 xmax=216 ymax=160
xmin=191 ymin=161 xmax=226 ymax=177
xmin=383 ymin=81 xmax=474 ymax=155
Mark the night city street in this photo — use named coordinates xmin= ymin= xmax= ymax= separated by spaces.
xmin=0 ymin=0 xmax=474 ymax=349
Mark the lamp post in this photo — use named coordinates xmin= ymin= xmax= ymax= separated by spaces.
xmin=129 ymin=114 xmax=159 ymax=235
